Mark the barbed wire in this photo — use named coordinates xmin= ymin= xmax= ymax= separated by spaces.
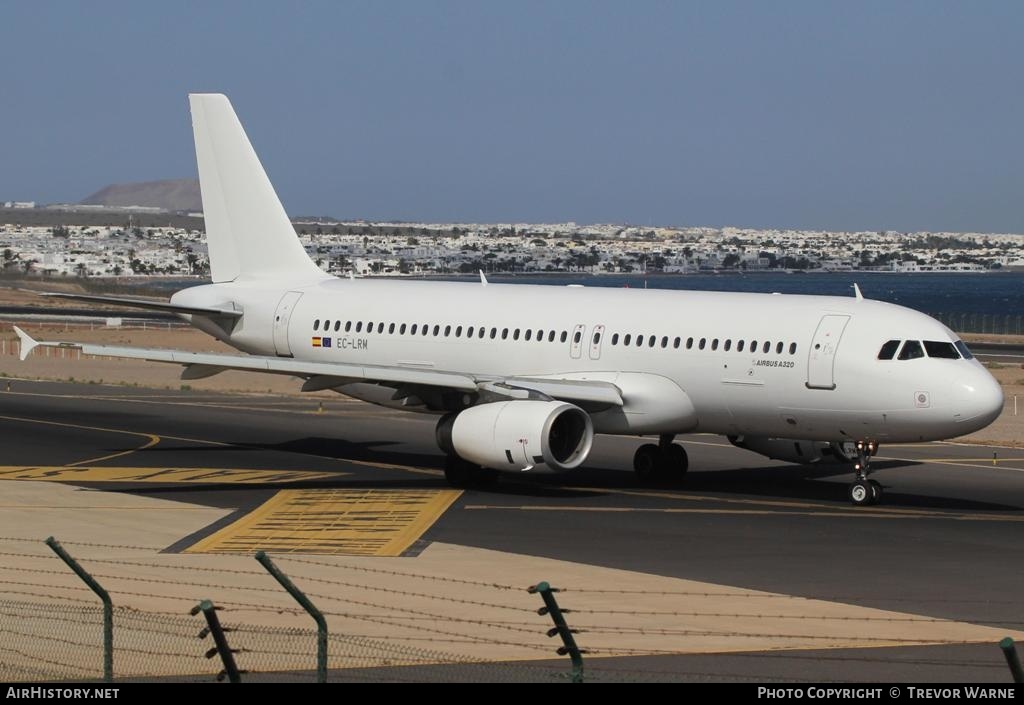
xmin=276 ymin=554 xmax=522 ymax=591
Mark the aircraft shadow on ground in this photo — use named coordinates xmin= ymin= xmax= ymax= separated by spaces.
xmin=114 ymin=436 xmax=1022 ymax=512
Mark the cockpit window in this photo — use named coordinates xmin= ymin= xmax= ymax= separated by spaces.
xmin=897 ymin=340 xmax=925 ymax=360
xmin=924 ymin=341 xmax=960 ymax=359
xmin=877 ymin=340 xmax=901 ymax=360
xmin=954 ymin=340 xmax=974 ymax=360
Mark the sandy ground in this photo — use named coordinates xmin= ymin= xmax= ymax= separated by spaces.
xmin=1 ymin=320 xmax=1022 ymax=445
xmin=0 ymin=480 xmax=1019 ymax=679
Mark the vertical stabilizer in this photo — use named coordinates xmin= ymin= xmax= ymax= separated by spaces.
xmin=189 ymin=93 xmax=325 ymax=282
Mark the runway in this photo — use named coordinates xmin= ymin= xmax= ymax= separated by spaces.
xmin=1 ymin=378 xmax=1022 ymax=681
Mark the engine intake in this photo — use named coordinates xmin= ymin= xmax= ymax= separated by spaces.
xmin=436 ymin=400 xmax=593 ymax=472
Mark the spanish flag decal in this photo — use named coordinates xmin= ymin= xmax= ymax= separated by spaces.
xmin=311 ymin=337 xmax=322 ymax=347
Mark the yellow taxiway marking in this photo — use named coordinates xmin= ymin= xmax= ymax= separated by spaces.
xmin=464 ymin=504 xmax=1024 ymax=522
xmin=186 ymin=489 xmax=462 ymax=556
xmin=66 ymin=434 xmax=161 ymax=467
xmin=0 ymin=466 xmax=344 ymax=484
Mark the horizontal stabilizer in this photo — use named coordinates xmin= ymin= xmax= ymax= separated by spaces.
xmin=37 ymin=292 xmax=242 ymax=318
xmin=12 ymin=326 xmax=38 ymax=361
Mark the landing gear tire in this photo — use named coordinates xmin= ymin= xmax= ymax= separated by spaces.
xmin=849 ymin=480 xmax=875 ymax=506
xmin=666 ymin=444 xmax=689 ymax=474
xmin=634 ymin=441 xmax=688 ymax=484
xmin=633 ymin=444 xmax=661 ymax=482
xmin=869 ymin=479 xmax=883 ymax=503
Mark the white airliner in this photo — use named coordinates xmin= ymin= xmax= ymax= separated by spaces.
xmin=15 ymin=94 xmax=1004 ymax=506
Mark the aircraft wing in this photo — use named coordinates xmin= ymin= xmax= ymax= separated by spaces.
xmin=12 ymin=327 xmax=623 ymax=407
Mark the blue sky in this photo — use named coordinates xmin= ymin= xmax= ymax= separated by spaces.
xmin=1 ymin=1 xmax=1021 ymax=232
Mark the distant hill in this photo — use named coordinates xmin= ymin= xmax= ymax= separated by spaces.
xmin=80 ymin=179 xmax=202 ymax=213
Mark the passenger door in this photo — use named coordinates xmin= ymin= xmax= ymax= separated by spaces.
xmin=806 ymin=314 xmax=850 ymax=389
xmin=272 ymin=291 xmax=304 ymax=357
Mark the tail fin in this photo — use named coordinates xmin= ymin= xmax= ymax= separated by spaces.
xmin=189 ymin=93 xmax=325 ymax=283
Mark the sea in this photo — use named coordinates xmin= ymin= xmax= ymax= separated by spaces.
xmin=156 ymin=270 xmax=1023 ymax=331
xmin=433 ymin=271 xmax=1024 ymax=317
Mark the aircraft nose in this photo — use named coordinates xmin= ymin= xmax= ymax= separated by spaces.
xmin=951 ymin=369 xmax=1004 ymax=429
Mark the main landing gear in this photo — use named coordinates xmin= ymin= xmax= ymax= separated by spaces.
xmin=634 ymin=434 xmax=689 ymax=483
xmin=848 ymin=441 xmax=883 ymax=506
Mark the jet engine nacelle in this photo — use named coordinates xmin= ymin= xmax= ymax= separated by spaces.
xmin=728 ymin=436 xmax=857 ymax=465
xmin=436 ymin=400 xmax=593 ymax=473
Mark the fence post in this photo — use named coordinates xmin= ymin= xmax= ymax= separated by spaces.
xmin=1000 ymin=637 xmax=1023 ymax=683
xmin=255 ymin=551 xmax=328 ymax=683
xmin=45 ymin=536 xmax=112 ymax=682
xmin=191 ymin=600 xmax=241 ymax=683
xmin=528 ymin=581 xmax=585 ymax=683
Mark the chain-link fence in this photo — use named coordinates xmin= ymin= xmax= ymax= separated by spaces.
xmin=0 ymin=538 xmax=1019 ymax=683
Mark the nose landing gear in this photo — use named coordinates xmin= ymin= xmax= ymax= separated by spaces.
xmin=848 ymin=441 xmax=882 ymax=506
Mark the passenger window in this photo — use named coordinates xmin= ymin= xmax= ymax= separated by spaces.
xmin=686 ymin=337 xmax=694 ymax=350
xmin=355 ymin=322 xmax=362 ymax=333
xmin=514 ymin=329 xmax=521 ymax=340
xmin=624 ymin=334 xmax=632 ymax=346
xmin=377 ymin=323 xmax=384 ymax=334
xmin=648 ymin=335 xmax=656 ymax=347
xmin=661 ymin=336 xmax=668 ymax=348
xmin=400 ymin=323 xmax=407 ymax=334
xmin=548 ymin=331 xmax=555 ymax=342
xmin=314 ymin=320 xmax=320 ymax=331
xmin=762 ymin=341 xmax=770 ymax=353
xmin=466 ymin=326 xmax=474 ymax=338
xmin=345 ymin=321 xmax=352 ymax=332
xmin=490 ymin=328 xmax=497 ymax=339
xmin=898 ymin=340 xmax=925 ymax=360
xmin=954 ymin=340 xmax=974 ymax=360
xmin=411 ymin=324 xmax=418 ymax=335
xmin=711 ymin=339 xmax=719 ymax=351
xmin=560 ymin=331 xmax=568 ymax=343
xmin=673 ymin=337 xmax=680 ymax=349
xmin=737 ymin=340 xmax=745 ymax=352
xmin=877 ymin=340 xmax=900 ymax=360
xmin=789 ymin=342 xmax=797 ymax=355
xmin=525 ymin=329 xmax=532 ymax=341
xmin=334 ymin=321 xmax=341 ymax=332
xmin=612 ymin=333 xmax=619 ymax=346
xmin=502 ymin=328 xmax=509 ymax=340
xmin=479 ymin=327 xmax=486 ymax=339
xmin=455 ymin=326 xmax=462 ymax=337
xmin=536 ymin=329 xmax=543 ymax=341
xmin=724 ymin=339 xmax=732 ymax=352
xmin=574 ymin=331 xmax=583 ymax=344
xmin=924 ymin=341 xmax=960 ymax=359
xmin=594 ymin=332 xmax=601 ymax=345
xmin=367 ymin=321 xmax=373 ymax=331
xmin=433 ymin=325 xmax=440 ymax=336
xmin=750 ymin=340 xmax=757 ymax=352
xmin=389 ymin=323 xmax=396 ymax=334
xmin=776 ymin=341 xmax=783 ymax=354
xmin=636 ymin=335 xmax=643 ymax=347
xmin=324 ymin=320 xmax=331 ymax=330
xmin=445 ymin=325 xmax=452 ymax=337
xmin=699 ymin=338 xmax=706 ymax=350
xmin=422 ymin=325 xmax=429 ymax=336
